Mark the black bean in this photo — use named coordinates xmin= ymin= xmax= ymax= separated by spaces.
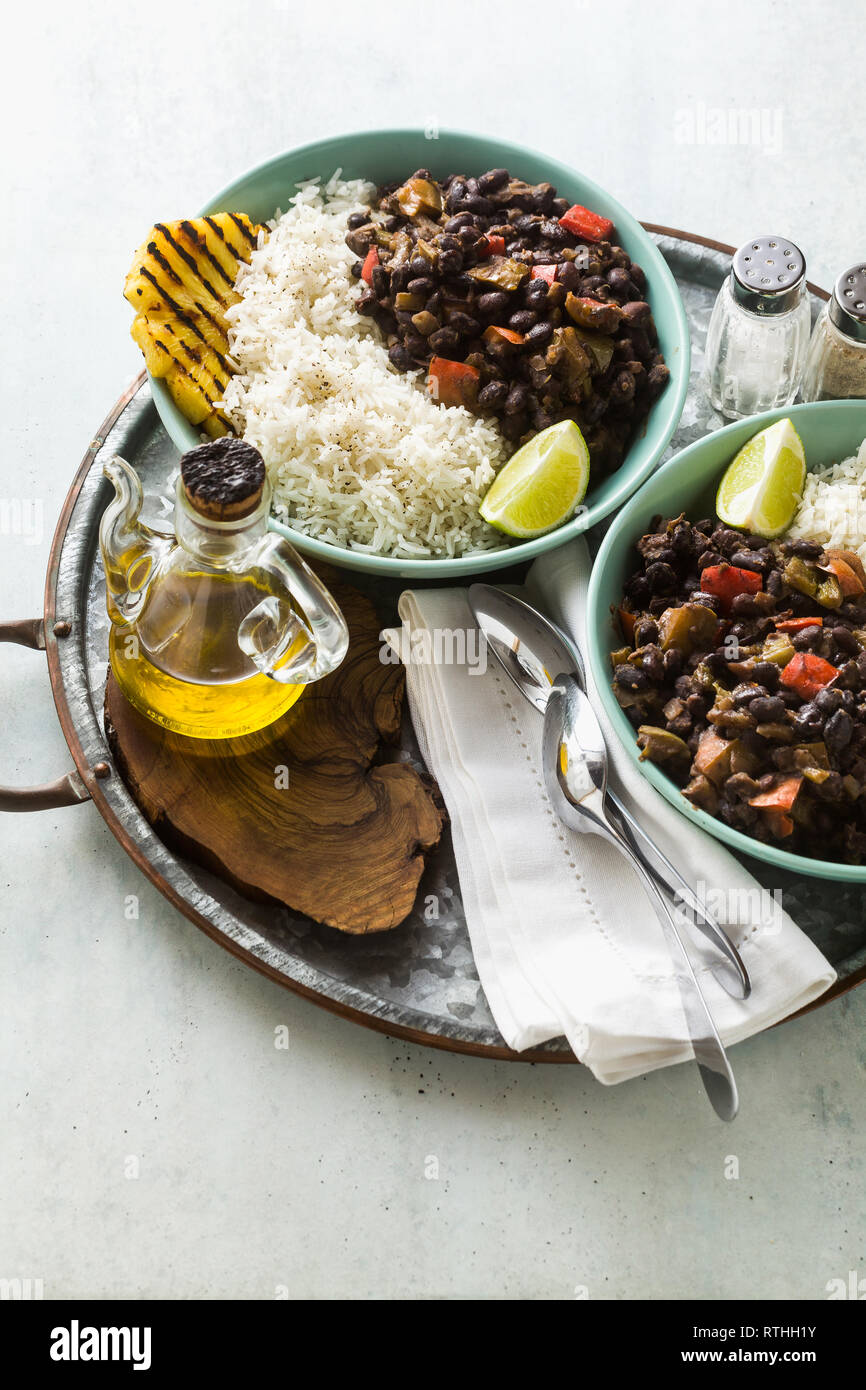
xmin=551 ymin=197 xmax=569 ymax=217
xmin=465 ymin=194 xmax=495 ymax=217
xmin=477 ymin=291 xmax=509 ymax=316
xmin=794 ymin=703 xmax=824 ymax=737
xmin=539 ymin=220 xmax=568 ymax=245
xmin=730 ymin=549 xmax=767 ymax=573
xmin=663 ymin=648 xmax=684 ymax=678
xmin=621 ymin=301 xmax=652 ymax=326
xmin=509 ymin=309 xmax=537 ymax=333
xmin=554 ymin=262 xmax=580 ymax=291
xmin=504 ymin=382 xmax=527 ymax=414
xmin=370 ymin=265 xmax=390 ymax=297
xmin=478 ymin=168 xmax=509 ymax=193
xmin=525 ymin=278 xmax=550 ymax=304
xmin=409 ymin=256 xmax=429 ymax=278
xmin=428 ymin=326 xmax=460 ymax=354
xmin=448 ymin=311 xmax=480 ymax=336
xmin=647 ymin=363 xmax=670 ymax=396
xmin=477 ymin=380 xmax=508 ymax=409
xmin=690 ymin=592 xmax=723 ymax=614
xmin=645 ymin=561 xmax=677 ymax=594
xmin=350 ymin=260 xmax=363 ymax=279
xmin=751 ymin=661 xmax=782 ymax=689
xmin=767 ymin=570 xmax=783 ymax=596
xmin=641 ymin=645 xmax=665 ymax=681
xmin=792 ymin=625 xmax=824 ymax=651
xmin=388 ymin=343 xmax=413 ymax=370
xmin=347 ymin=211 xmax=367 ymax=230
xmin=782 ymin=538 xmax=823 ymax=559
xmin=611 ymin=370 xmax=636 ymax=405
xmin=614 ymin=663 xmax=650 ymax=692
xmin=825 ymin=709 xmax=854 ymax=754
xmin=524 ymin=321 xmax=553 ymax=348
xmin=732 ymin=682 xmax=764 ymax=706
xmin=444 ymin=213 xmax=475 ymax=232
xmin=815 ymin=688 xmax=845 ymax=714
xmin=438 ymin=250 xmax=463 ymax=277
xmin=608 ymin=267 xmax=640 ymax=300
xmin=634 ymin=618 xmax=658 ymax=645
xmin=832 ymin=625 xmax=861 ymax=656
xmin=751 ymin=696 xmax=785 ymax=722
xmin=445 ymin=180 xmax=467 ymax=211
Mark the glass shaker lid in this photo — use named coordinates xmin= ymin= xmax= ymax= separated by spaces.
xmin=830 ymin=264 xmax=866 ymax=343
xmin=731 ymin=236 xmax=806 ymax=315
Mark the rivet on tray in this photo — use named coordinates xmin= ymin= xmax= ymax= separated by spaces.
xmin=53 ymin=620 xmax=71 ymax=638
xmin=92 ymin=762 xmax=111 ymax=780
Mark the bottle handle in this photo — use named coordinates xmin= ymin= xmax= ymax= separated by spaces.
xmin=239 ymin=536 xmax=349 ymax=685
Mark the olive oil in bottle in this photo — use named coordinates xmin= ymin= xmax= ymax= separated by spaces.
xmin=100 ymin=439 xmax=349 ymax=740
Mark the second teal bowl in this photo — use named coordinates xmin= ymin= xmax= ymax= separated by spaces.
xmin=587 ymin=398 xmax=866 ymax=881
xmin=148 ymin=127 xmax=690 ymax=578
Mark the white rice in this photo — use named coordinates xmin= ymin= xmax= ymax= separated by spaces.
xmin=220 ymin=173 xmax=510 ymax=558
xmin=787 ymin=436 xmax=866 ymax=565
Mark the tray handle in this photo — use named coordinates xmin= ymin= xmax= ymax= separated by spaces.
xmin=0 ymin=618 xmax=92 ymax=812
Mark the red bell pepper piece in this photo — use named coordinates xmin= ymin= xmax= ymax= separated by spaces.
xmin=764 ymin=810 xmax=795 ymax=838
xmin=361 ymin=246 xmax=379 ymax=285
xmin=774 ymin=615 xmax=824 ymax=633
xmin=558 ymin=204 xmax=615 ymax=243
xmin=700 ymin=564 xmax=763 ymax=614
xmin=749 ymin=774 xmax=803 ymax=812
xmin=618 ymin=607 xmax=636 ymax=642
xmin=531 ymin=264 xmax=558 ymax=284
xmin=482 ymin=324 xmax=524 ymax=347
xmin=780 ymin=652 xmax=839 ymax=700
xmin=427 ymin=357 xmax=480 ymax=409
xmin=478 ymin=234 xmax=506 ymax=259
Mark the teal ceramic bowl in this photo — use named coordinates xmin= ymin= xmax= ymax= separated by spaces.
xmin=588 ymin=398 xmax=866 ymax=881
xmin=148 ymin=127 xmax=689 ymax=578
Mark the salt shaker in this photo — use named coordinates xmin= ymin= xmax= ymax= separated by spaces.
xmin=800 ymin=263 xmax=866 ymax=401
xmin=705 ymin=235 xmax=812 ymax=419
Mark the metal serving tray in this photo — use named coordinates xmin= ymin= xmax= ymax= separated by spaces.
xmin=3 ymin=228 xmax=864 ymax=1060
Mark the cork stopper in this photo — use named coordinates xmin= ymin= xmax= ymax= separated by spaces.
xmin=180 ymin=438 xmax=266 ymax=521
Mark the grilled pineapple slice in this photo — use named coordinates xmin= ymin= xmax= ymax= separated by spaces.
xmin=124 ymin=214 xmax=264 ymax=438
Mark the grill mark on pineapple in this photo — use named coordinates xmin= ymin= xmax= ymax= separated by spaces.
xmin=155 ymin=223 xmax=222 ymax=303
xmin=179 ymin=220 xmax=236 ymax=287
xmin=155 ymin=338 xmax=230 ymax=423
xmin=137 ymin=272 xmax=232 ymax=377
xmin=159 ymin=320 xmax=230 ymax=395
xmin=229 ymin=213 xmax=259 ymax=249
xmin=204 ymin=215 xmax=251 ymax=263
xmin=139 ymin=265 xmax=226 ymax=346
xmin=146 ymin=241 xmax=184 ymax=286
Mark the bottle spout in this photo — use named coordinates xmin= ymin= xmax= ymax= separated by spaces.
xmin=99 ymin=455 xmax=167 ymax=624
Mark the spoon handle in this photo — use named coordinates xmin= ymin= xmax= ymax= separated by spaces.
xmin=603 ymin=815 xmax=739 ymax=1121
xmin=605 ymin=789 xmax=751 ymax=1000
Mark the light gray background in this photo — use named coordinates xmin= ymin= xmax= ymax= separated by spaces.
xmin=1 ymin=0 xmax=864 ymax=1301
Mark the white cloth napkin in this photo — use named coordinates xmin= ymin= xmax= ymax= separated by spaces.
xmin=384 ymin=537 xmax=836 ymax=1084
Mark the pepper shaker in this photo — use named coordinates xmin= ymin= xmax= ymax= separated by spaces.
xmin=800 ymin=263 xmax=866 ymax=401
xmin=705 ymin=235 xmax=812 ymax=419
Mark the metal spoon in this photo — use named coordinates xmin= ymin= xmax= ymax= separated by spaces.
xmin=468 ymin=584 xmax=750 ymax=1000
xmin=543 ymin=673 xmax=739 ymax=1121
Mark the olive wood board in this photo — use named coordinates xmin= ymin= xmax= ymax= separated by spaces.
xmin=104 ymin=579 xmax=445 ymax=934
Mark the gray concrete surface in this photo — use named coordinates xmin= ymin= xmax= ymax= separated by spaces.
xmin=1 ymin=0 xmax=864 ymax=1300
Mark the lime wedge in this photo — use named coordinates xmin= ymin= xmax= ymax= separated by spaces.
xmin=480 ymin=420 xmax=590 ymax=538
xmin=716 ymin=418 xmax=806 ymax=538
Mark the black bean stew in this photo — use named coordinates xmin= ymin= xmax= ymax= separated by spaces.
xmin=612 ymin=515 xmax=866 ymax=863
xmin=345 ymin=169 xmax=670 ymax=480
